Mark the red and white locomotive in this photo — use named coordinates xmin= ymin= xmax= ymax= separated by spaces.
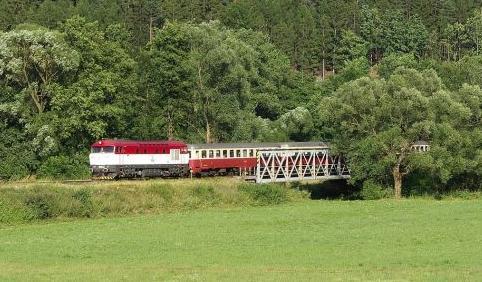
xmin=89 ymin=139 xmax=328 ymax=179
xmin=89 ymin=139 xmax=189 ymax=178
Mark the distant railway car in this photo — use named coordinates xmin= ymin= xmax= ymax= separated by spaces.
xmin=188 ymin=142 xmax=328 ymax=176
xmin=89 ymin=139 xmax=189 ymax=178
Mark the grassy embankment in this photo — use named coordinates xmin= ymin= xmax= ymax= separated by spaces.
xmin=0 ymin=198 xmax=481 ymax=281
xmin=0 ymin=178 xmax=308 ymax=224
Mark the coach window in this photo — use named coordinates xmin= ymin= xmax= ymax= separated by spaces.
xmin=236 ymin=150 xmax=241 ymax=158
xmin=201 ymin=150 xmax=207 ymax=159
xmin=216 ymin=150 xmax=221 ymax=157
xmin=209 ymin=150 xmax=214 ymax=158
xmin=249 ymin=149 xmax=253 ymax=157
xmin=242 ymin=149 xmax=247 ymax=157
xmin=222 ymin=150 xmax=227 ymax=158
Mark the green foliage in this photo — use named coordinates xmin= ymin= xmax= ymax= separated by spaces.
xmin=0 ymin=153 xmax=30 ymax=180
xmin=137 ymin=21 xmax=308 ymax=143
xmin=360 ymin=180 xmax=391 ymax=200
xmin=69 ymin=189 xmax=94 ymax=217
xmin=0 ymin=3 xmax=481 ymax=187
xmin=378 ymin=53 xmax=418 ymax=78
xmin=239 ymin=183 xmax=288 ymax=205
xmin=0 ymin=25 xmax=80 ymax=114
xmin=321 ymin=68 xmax=473 ymax=197
xmin=37 ymin=155 xmax=90 ymax=180
xmin=0 ymin=179 xmax=308 ymax=223
xmin=24 ymin=191 xmax=57 ymax=220
xmin=335 ymin=30 xmax=369 ymax=69
xmin=274 ymin=107 xmax=315 ymax=141
xmin=361 ymin=7 xmax=428 ymax=61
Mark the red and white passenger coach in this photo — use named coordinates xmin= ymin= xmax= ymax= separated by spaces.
xmin=188 ymin=142 xmax=328 ymax=176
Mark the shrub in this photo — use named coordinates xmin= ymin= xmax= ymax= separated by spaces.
xmin=37 ymin=154 xmax=90 ymax=180
xmin=24 ymin=192 xmax=57 ymax=220
xmin=0 ymin=153 xmax=30 ymax=180
xmin=239 ymin=183 xmax=288 ymax=205
xmin=69 ymin=189 xmax=94 ymax=218
xmin=0 ymin=180 xmax=307 ymax=224
xmin=360 ymin=180 xmax=391 ymax=200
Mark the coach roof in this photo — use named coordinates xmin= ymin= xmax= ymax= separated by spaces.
xmin=187 ymin=142 xmax=329 ymax=150
xmin=91 ymin=139 xmax=187 ymax=147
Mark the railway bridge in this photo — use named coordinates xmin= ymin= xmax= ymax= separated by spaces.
xmin=254 ymin=146 xmax=350 ymax=183
xmin=253 ymin=142 xmax=429 ymax=184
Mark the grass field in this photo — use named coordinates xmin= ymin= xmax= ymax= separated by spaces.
xmin=0 ymin=199 xmax=481 ymax=281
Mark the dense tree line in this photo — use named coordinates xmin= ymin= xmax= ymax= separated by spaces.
xmin=0 ymin=0 xmax=480 ymax=197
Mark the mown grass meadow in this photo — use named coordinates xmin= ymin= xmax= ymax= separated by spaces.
xmin=0 ymin=196 xmax=481 ymax=281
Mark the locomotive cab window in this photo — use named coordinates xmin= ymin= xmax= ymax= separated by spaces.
xmin=102 ymin=146 xmax=115 ymax=153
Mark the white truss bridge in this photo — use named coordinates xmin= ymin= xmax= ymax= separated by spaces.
xmin=255 ymin=147 xmax=350 ymax=183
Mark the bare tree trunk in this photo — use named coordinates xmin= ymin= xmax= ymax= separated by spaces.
xmin=332 ymin=27 xmax=337 ymax=75
xmin=322 ymin=58 xmax=325 ymax=80
xmin=149 ymin=16 xmax=153 ymax=43
xmin=205 ymin=120 xmax=211 ymax=143
xmin=167 ymin=109 xmax=173 ymax=140
xmin=392 ymin=164 xmax=402 ymax=199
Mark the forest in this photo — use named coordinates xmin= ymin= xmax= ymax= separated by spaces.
xmin=0 ymin=0 xmax=481 ymax=197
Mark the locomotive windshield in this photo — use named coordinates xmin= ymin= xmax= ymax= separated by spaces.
xmin=91 ymin=146 xmax=114 ymax=153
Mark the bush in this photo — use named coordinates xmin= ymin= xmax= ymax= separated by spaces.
xmin=239 ymin=183 xmax=288 ymax=205
xmin=0 ymin=180 xmax=308 ymax=224
xmin=0 ymin=153 xmax=30 ymax=180
xmin=69 ymin=189 xmax=94 ymax=217
xmin=24 ymin=192 xmax=57 ymax=220
xmin=37 ymin=154 xmax=90 ymax=180
xmin=360 ymin=180 xmax=391 ymax=200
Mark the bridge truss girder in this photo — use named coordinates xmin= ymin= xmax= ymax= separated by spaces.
xmin=255 ymin=149 xmax=350 ymax=183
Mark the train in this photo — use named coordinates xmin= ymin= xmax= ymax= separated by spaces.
xmin=89 ymin=139 xmax=329 ymax=179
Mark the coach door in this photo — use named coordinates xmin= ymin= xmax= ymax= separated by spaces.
xmin=118 ymin=146 xmax=125 ymax=166
xmin=170 ymin=148 xmax=180 ymax=164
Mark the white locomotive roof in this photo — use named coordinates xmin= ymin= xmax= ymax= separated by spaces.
xmin=187 ymin=141 xmax=329 ymax=150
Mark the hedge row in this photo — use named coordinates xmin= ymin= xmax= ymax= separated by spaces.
xmin=0 ymin=180 xmax=308 ymax=224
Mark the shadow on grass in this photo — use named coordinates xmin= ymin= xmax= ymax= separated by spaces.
xmin=296 ymin=180 xmax=360 ymax=200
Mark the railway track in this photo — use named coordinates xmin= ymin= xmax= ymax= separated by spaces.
xmin=1 ymin=179 xmax=96 ymax=185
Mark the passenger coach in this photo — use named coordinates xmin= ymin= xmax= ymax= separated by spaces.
xmin=188 ymin=142 xmax=328 ymax=176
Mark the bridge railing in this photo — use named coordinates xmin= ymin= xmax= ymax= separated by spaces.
xmin=255 ymin=148 xmax=350 ymax=183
